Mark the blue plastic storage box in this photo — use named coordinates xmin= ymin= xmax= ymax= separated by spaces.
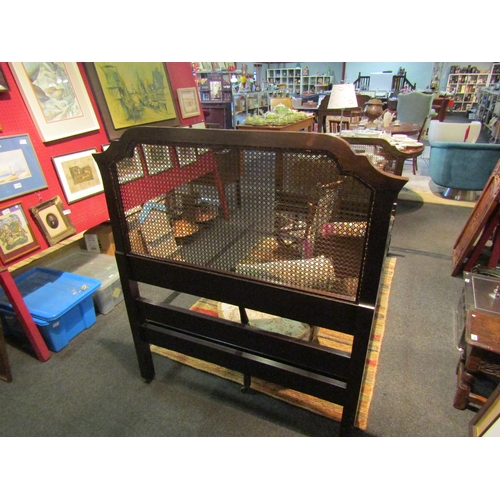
xmin=0 ymin=267 xmax=101 ymax=352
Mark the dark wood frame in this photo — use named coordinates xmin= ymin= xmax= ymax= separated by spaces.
xmin=84 ymin=63 xmax=180 ymax=140
xmin=452 ymin=159 xmax=500 ymax=276
xmin=94 ymin=127 xmax=406 ymax=436
xmin=29 ymin=196 xmax=76 ymax=246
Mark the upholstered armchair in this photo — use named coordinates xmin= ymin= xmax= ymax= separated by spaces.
xmin=396 ymin=92 xmax=434 ymax=173
xmin=396 ymin=92 xmax=434 ymax=129
xmin=428 ymin=142 xmax=500 ymax=200
xmin=428 ymin=120 xmax=482 ymax=143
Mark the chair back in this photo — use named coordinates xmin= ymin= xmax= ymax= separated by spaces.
xmin=428 ymin=121 xmax=482 ymax=144
xmin=353 ymin=73 xmax=370 ymax=91
xmin=396 ymin=92 xmax=433 ymax=125
xmin=270 ymin=98 xmax=293 ymax=110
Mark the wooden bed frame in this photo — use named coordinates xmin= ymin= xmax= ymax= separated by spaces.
xmin=94 ymin=127 xmax=406 ymax=436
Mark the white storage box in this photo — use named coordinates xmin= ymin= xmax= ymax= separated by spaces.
xmin=49 ymin=251 xmax=123 ymax=314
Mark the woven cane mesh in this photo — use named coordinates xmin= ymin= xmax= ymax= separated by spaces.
xmin=115 ymin=142 xmax=373 ymax=301
xmin=349 ymin=144 xmax=398 ymax=175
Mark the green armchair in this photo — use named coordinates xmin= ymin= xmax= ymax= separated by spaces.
xmin=428 ymin=142 xmax=500 ymax=200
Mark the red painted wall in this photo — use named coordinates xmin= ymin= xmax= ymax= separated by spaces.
xmin=0 ymin=61 xmax=201 ymax=266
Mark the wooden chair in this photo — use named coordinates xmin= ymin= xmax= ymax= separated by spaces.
xmin=391 ymin=73 xmax=416 ymax=94
xmin=275 ymin=180 xmax=344 ymax=259
xmin=431 ymin=97 xmax=450 ymax=122
xmin=353 ymin=73 xmax=370 ymax=91
xmin=270 ymin=98 xmax=293 ymax=111
xmin=191 ymin=149 xmax=242 ymax=208
xmin=317 ymin=95 xmax=364 ymax=134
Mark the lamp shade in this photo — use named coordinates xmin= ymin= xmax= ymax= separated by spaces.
xmin=328 ymin=83 xmax=357 ymax=109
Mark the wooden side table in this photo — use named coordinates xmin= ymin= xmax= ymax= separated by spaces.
xmin=454 ymin=272 xmax=500 ymax=409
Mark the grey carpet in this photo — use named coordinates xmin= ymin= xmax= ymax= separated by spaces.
xmin=0 ymin=197 xmax=477 ymax=437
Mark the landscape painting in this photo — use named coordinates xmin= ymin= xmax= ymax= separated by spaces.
xmin=93 ymin=62 xmax=178 ymax=130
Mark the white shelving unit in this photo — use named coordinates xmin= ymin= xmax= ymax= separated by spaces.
xmin=301 ymin=74 xmax=332 ymax=94
xmin=446 ymin=63 xmax=500 ymax=113
xmin=476 ymin=88 xmax=500 ymax=143
xmin=266 ymin=67 xmax=303 ymax=95
xmin=446 ymin=72 xmax=489 ymax=112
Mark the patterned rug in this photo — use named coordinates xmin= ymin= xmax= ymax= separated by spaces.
xmin=151 ymin=256 xmax=396 ymax=430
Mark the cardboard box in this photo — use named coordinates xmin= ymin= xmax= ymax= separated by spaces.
xmin=82 ymin=222 xmax=115 ymax=255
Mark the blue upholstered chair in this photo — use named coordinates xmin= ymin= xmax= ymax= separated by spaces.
xmin=396 ymin=92 xmax=434 ymax=174
xmin=428 ymin=142 xmax=500 ymax=200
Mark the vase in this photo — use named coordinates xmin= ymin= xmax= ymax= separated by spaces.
xmin=364 ymin=99 xmax=384 ymax=122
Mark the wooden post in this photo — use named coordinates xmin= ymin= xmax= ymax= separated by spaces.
xmin=0 ymin=268 xmax=50 ymax=362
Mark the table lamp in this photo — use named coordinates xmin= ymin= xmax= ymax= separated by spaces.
xmin=328 ymin=83 xmax=358 ymax=134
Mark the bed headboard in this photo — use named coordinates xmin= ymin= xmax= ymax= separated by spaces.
xmin=94 ymin=126 xmax=406 ymax=435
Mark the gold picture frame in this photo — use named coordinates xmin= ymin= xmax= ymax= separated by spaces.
xmin=177 ymin=87 xmax=201 ymax=119
xmin=30 ymin=196 xmax=76 ymax=246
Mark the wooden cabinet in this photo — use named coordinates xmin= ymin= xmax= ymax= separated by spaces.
xmin=201 ymin=101 xmax=233 ymax=129
xmin=197 ymin=72 xmax=234 ymax=128
xmin=198 ymin=72 xmax=232 ymax=103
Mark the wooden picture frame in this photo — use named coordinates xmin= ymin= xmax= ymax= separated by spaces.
xmin=0 ymin=202 xmax=39 ymax=264
xmin=469 ymin=384 xmax=500 ymax=436
xmin=177 ymin=87 xmax=201 ymax=118
xmin=84 ymin=62 xmax=179 ymax=140
xmin=452 ymin=159 xmax=500 ymax=275
xmin=52 ymin=148 xmax=104 ymax=203
xmin=8 ymin=63 xmax=99 ymax=143
xmin=30 ymin=196 xmax=76 ymax=246
xmin=0 ymin=134 xmax=48 ymax=202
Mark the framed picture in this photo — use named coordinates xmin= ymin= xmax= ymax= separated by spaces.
xmin=469 ymin=384 xmax=500 ymax=437
xmin=0 ymin=67 xmax=9 ymax=92
xmin=8 ymin=63 xmax=99 ymax=143
xmin=0 ymin=202 xmax=39 ymax=264
xmin=0 ymin=134 xmax=48 ymax=202
xmin=52 ymin=149 xmax=104 ymax=203
xmin=177 ymin=87 xmax=201 ymax=119
xmin=30 ymin=196 xmax=76 ymax=246
xmin=84 ymin=62 xmax=179 ymax=140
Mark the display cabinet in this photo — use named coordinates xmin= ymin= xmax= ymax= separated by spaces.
xmin=198 ymin=72 xmax=232 ymax=103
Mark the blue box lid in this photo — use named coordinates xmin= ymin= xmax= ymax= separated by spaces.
xmin=0 ymin=267 xmax=101 ymax=321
